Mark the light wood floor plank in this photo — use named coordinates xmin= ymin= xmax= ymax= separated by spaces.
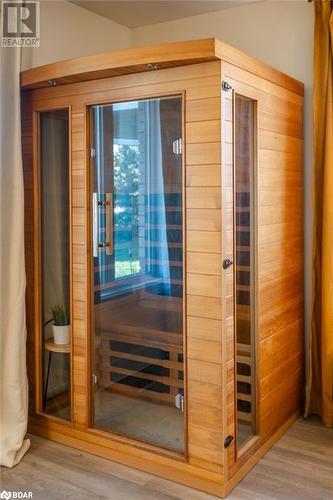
xmin=1 ymin=417 xmax=332 ymax=499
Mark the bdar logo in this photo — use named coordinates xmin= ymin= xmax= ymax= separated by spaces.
xmin=0 ymin=491 xmax=12 ymax=499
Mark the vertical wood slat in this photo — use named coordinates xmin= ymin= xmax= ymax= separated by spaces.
xmin=220 ymin=75 xmax=236 ymax=472
xmin=185 ymin=77 xmax=223 ymax=472
xmin=71 ymin=106 xmax=89 ymax=430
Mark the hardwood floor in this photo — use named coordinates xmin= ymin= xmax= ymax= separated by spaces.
xmin=1 ymin=417 xmax=332 ymax=499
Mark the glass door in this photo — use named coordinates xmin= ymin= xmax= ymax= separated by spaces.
xmin=234 ymin=93 xmax=258 ymax=450
xmin=90 ymin=96 xmax=184 ymax=452
xmin=39 ymin=109 xmax=71 ymax=421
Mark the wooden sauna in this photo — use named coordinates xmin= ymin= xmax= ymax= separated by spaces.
xmin=21 ymin=39 xmax=304 ymax=497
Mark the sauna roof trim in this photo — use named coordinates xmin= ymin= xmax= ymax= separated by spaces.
xmin=20 ymin=38 xmax=304 ymax=95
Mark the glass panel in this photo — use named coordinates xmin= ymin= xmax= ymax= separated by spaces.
xmin=91 ymin=96 xmax=184 ymax=452
xmin=234 ymin=95 xmax=257 ymax=448
xmin=40 ymin=109 xmax=71 ymax=420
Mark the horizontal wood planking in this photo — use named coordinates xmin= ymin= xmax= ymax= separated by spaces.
xmin=30 ymin=60 xmax=221 ymax=101
xmin=186 ymin=209 xmax=221 ymax=232
xmin=259 ymin=251 xmax=302 ymax=281
xmin=186 ymin=97 xmax=221 ymax=122
xmin=187 ymin=252 xmax=221 ymax=275
xmin=260 ymin=368 xmax=303 ymax=423
xmin=258 ymin=222 xmax=303 ymax=245
xmin=182 ymin=64 xmax=223 ymax=471
xmin=215 ymin=39 xmax=303 ymax=96
xmin=223 ymin=62 xmax=303 ymax=105
xmin=187 ymin=295 xmax=222 ymax=320
xmin=186 ymin=142 xmax=221 ymax=165
xmin=187 ymin=273 xmax=221 ymax=298
xmin=222 ymin=63 xmax=303 ymax=475
xmin=258 ymin=149 xmax=302 ymax=171
xmin=259 ymin=272 xmax=302 ymax=311
xmin=182 ymin=70 xmax=223 ymax=441
xmin=186 ymin=120 xmax=221 ymax=143
xmin=24 ymin=51 xmax=219 ymax=92
xmin=259 ymin=130 xmax=302 ymax=155
xmin=29 ymin=62 xmax=224 ymax=473
xmin=259 ymin=294 xmax=303 ymax=341
xmin=21 ymin=37 xmax=303 ymax=97
xmin=187 ymin=230 xmax=221 ymax=253
xmin=24 ymin=48 xmax=304 ymax=492
xmin=186 ymin=165 xmax=221 ymax=187
xmin=188 ymin=401 xmax=222 ymax=430
xmin=259 ymin=110 xmax=302 ymax=139
xmin=259 ymin=167 xmax=303 ymax=188
xmin=186 ymin=188 xmax=221 ymax=209
xmin=188 ymin=380 xmax=222 ymax=408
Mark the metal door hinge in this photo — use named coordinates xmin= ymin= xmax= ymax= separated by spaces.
xmin=223 ymin=258 xmax=233 ymax=269
xmin=221 ymin=80 xmax=233 ymax=92
xmin=172 ymin=138 xmax=182 ymax=155
xmin=92 ymin=374 xmax=98 ymax=385
xmin=224 ymin=435 xmax=234 ymax=448
xmin=90 ymin=147 xmax=96 ymax=158
xmin=175 ymin=392 xmax=184 ymax=412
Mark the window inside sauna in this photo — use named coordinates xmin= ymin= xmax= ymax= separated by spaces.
xmin=234 ymin=95 xmax=258 ymax=449
xmin=40 ymin=109 xmax=71 ymax=420
xmin=90 ymin=96 xmax=184 ymax=452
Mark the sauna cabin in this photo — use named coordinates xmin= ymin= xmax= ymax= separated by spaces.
xmin=21 ymin=38 xmax=304 ymax=497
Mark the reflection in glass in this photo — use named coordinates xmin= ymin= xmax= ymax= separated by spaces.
xmin=91 ymin=96 xmax=184 ymax=452
xmin=234 ymin=95 xmax=257 ymax=448
xmin=40 ymin=109 xmax=71 ymax=420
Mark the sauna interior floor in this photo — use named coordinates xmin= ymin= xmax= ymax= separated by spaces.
xmin=94 ymin=391 xmax=184 ymax=452
xmin=1 ymin=417 xmax=333 ymax=500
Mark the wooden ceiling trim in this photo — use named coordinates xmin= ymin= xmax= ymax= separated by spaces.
xmin=20 ymin=37 xmax=303 ymax=96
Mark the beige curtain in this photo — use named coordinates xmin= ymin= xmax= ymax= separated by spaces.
xmin=0 ymin=44 xmax=30 ymax=463
xmin=306 ymin=0 xmax=333 ymax=427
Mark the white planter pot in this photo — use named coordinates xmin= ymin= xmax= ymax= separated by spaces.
xmin=52 ymin=324 xmax=70 ymax=345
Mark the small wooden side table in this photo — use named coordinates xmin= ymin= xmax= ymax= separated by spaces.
xmin=43 ymin=341 xmax=71 ymax=410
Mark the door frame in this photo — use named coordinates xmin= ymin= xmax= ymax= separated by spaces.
xmin=221 ymin=66 xmax=260 ymax=479
xmin=86 ymin=90 xmax=188 ymax=460
xmin=31 ymin=102 xmax=74 ymax=426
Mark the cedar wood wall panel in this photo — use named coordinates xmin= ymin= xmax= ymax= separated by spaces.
xmin=221 ymin=62 xmax=303 ymax=477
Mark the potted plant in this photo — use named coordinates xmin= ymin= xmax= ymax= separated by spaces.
xmin=51 ymin=303 xmax=70 ymax=345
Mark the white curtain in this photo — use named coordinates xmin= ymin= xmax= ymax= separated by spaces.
xmin=0 ymin=44 xmax=30 ymax=465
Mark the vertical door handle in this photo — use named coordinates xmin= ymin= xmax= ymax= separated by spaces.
xmin=94 ymin=193 xmax=113 ymax=256
xmin=92 ymin=192 xmax=98 ymax=257
xmin=105 ymin=193 xmax=113 ymax=256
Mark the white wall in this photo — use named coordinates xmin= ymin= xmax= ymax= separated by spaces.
xmin=21 ymin=0 xmax=131 ymax=70
xmin=132 ymin=0 xmax=314 ymax=381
